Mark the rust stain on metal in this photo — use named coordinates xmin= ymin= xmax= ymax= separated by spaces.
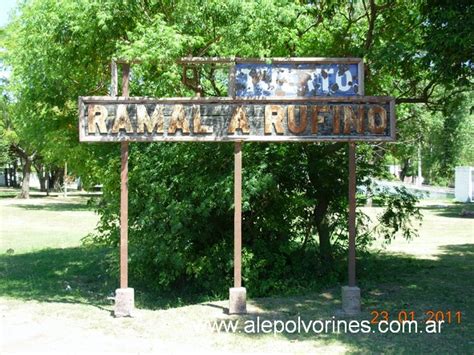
xmin=287 ymin=105 xmax=307 ymax=134
xmin=120 ymin=63 xmax=130 ymax=290
xmin=168 ymin=104 xmax=190 ymax=134
xmin=79 ymin=97 xmax=395 ymax=142
xmin=264 ymin=105 xmax=285 ymax=134
xmin=348 ymin=142 xmax=356 ymax=287
xmin=112 ymin=105 xmax=133 ymax=133
xmin=234 ymin=141 xmax=242 ymax=288
xmin=332 ymin=106 xmax=342 ymax=134
xmin=228 ymin=106 xmax=250 ymax=134
xmin=368 ymin=105 xmax=387 ymax=134
xmin=193 ymin=105 xmax=212 ymax=133
xmin=343 ymin=106 xmax=364 ymax=134
xmin=88 ymin=105 xmax=107 ymax=133
xmin=137 ymin=105 xmax=164 ymax=134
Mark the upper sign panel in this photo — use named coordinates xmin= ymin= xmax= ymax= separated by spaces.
xmin=234 ymin=59 xmax=363 ymax=98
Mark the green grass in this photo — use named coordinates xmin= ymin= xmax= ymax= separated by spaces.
xmin=0 ymin=191 xmax=18 ymax=198
xmin=0 ymin=196 xmax=98 ymax=253
xmin=367 ymin=201 xmax=474 ymax=258
xmin=420 ymin=200 xmax=474 ymax=217
xmin=0 ymin=247 xmax=113 ymax=304
xmin=0 ymin=186 xmax=43 ymax=198
xmin=0 ymin=186 xmax=102 ymax=199
xmin=0 ymin=196 xmax=473 ymax=353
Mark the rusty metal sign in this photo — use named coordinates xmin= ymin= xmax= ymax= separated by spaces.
xmin=79 ymin=96 xmax=395 ymax=142
xmin=233 ymin=58 xmax=363 ymax=98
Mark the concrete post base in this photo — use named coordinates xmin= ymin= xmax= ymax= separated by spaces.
xmin=342 ymin=286 xmax=361 ymax=315
xmin=114 ymin=288 xmax=134 ymax=317
xmin=229 ymin=287 xmax=247 ymax=314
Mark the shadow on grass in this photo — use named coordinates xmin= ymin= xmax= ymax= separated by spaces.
xmin=0 ymin=246 xmax=210 ymax=310
xmin=0 ymin=247 xmax=114 ymax=306
xmin=420 ymin=202 xmax=474 ymax=218
xmin=0 ymin=193 xmax=19 ymax=198
xmin=0 ymin=193 xmax=46 ymax=199
xmin=216 ymin=244 xmax=473 ymax=353
xmin=12 ymin=202 xmax=94 ymax=212
xmin=0 ymin=187 xmax=44 ymax=199
xmin=1 ymin=244 xmax=473 ymax=351
xmin=0 ymin=188 xmax=101 ymax=199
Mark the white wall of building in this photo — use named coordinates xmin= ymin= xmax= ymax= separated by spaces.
xmin=455 ymin=166 xmax=473 ymax=203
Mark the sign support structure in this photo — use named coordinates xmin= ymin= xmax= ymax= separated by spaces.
xmin=229 ymin=140 xmax=246 ymax=314
xmin=114 ymin=61 xmax=134 ymax=317
xmin=79 ymin=57 xmax=395 ymax=318
xmin=229 ymin=64 xmax=246 ymax=314
xmin=342 ymin=141 xmax=361 ymax=315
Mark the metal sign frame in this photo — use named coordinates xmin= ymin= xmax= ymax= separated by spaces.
xmin=78 ymin=96 xmax=395 ymax=142
xmin=81 ymin=57 xmax=396 ymax=317
xmin=180 ymin=57 xmax=364 ymax=98
xmin=232 ymin=58 xmax=364 ymax=98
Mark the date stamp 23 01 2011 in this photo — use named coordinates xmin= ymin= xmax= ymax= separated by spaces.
xmin=370 ymin=310 xmax=462 ymax=324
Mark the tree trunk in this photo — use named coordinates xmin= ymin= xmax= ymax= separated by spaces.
xmin=12 ymin=160 xmax=18 ymax=187
xmin=34 ymin=162 xmax=47 ymax=192
xmin=39 ymin=174 xmax=47 ymax=192
xmin=303 ymin=144 xmax=345 ymax=273
xmin=399 ymin=158 xmax=410 ymax=182
xmin=50 ymin=168 xmax=64 ymax=191
xmin=4 ymin=168 xmax=10 ymax=187
xmin=313 ymin=199 xmax=334 ymax=272
xmin=18 ymin=157 xmax=32 ymax=199
xmin=45 ymin=171 xmax=50 ymax=196
xmin=317 ymin=223 xmax=334 ymax=270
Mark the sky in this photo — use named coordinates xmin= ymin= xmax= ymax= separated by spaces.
xmin=0 ymin=0 xmax=18 ymax=28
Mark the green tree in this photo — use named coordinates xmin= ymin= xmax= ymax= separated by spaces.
xmin=0 ymin=61 xmax=38 ymax=197
xmin=0 ymin=91 xmax=12 ymax=167
xmin=3 ymin=0 xmax=472 ymax=295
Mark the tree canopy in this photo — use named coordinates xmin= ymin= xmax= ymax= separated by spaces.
xmin=2 ymin=0 xmax=472 ymax=296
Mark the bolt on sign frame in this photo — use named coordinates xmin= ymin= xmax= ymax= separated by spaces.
xmin=79 ymin=57 xmax=395 ymax=314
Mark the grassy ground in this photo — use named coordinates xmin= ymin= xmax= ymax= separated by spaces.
xmin=0 ymin=194 xmax=473 ymax=353
xmin=0 ymin=195 xmax=98 ymax=253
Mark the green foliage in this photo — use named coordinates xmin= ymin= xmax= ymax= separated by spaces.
xmin=373 ymin=187 xmax=423 ymax=243
xmin=0 ymin=91 xmax=13 ymax=166
xmin=388 ymin=93 xmax=473 ymax=185
xmin=4 ymin=0 xmax=472 ymax=297
xmin=421 ymin=0 xmax=474 ymax=89
xmin=86 ymin=141 xmax=422 ymax=297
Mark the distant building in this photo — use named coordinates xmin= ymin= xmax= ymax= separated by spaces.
xmin=455 ymin=166 xmax=474 ymax=203
xmin=388 ymin=165 xmax=401 ymax=179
